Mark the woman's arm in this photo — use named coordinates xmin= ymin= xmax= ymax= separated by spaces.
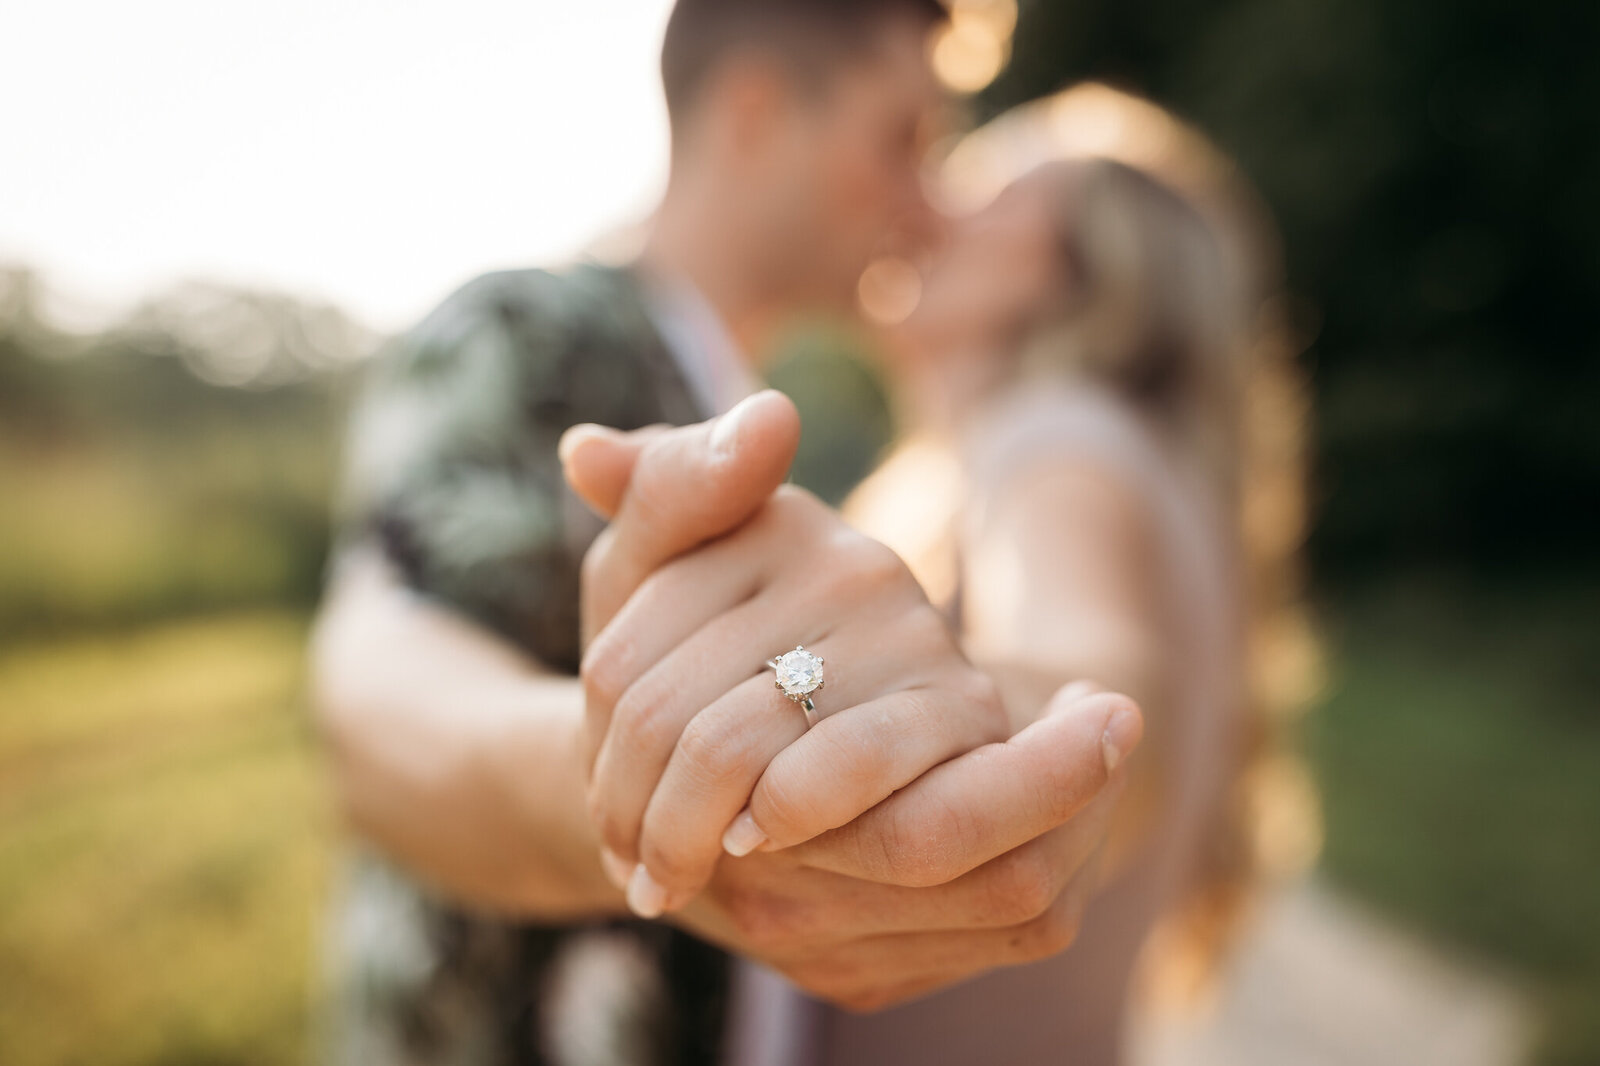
xmin=960 ymin=457 xmax=1174 ymax=859
xmin=309 ymin=547 xmax=625 ymax=919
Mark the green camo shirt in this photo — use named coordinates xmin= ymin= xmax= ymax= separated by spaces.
xmin=326 ymin=262 xmax=730 ymax=1066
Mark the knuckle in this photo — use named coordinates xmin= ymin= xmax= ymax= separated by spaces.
xmin=753 ymin=485 xmax=825 ymax=542
xmin=903 ymin=602 xmax=957 ymax=648
xmin=768 ymin=483 xmax=825 ymax=523
xmin=982 ymin=846 xmax=1057 ymax=926
xmin=676 ymin=713 xmax=749 ymax=788
xmin=609 ymin=679 xmax=660 ymax=738
xmin=781 ymin=962 xmax=840 ymax=1003
xmin=784 ymin=960 xmax=872 ymax=1010
xmin=631 ymin=436 xmax=683 ymax=506
xmin=1013 ymin=899 xmax=1083 ymax=961
xmin=628 ymin=482 xmax=675 ymax=536
xmin=579 ymin=644 xmax=624 ymax=714
xmin=945 ymin=668 xmax=1009 ymax=741
xmin=726 ymin=890 xmax=798 ymax=954
xmin=638 ymin=836 xmax=695 ymax=889
xmin=630 ymin=554 xmax=687 ymax=606
xmin=887 ymin=687 xmax=945 ymax=749
xmin=881 ymin=611 xmax=954 ymax=682
xmin=634 ymin=431 xmax=673 ymax=471
xmin=1045 ymin=905 xmax=1085 ymax=955
xmin=797 ymin=970 xmax=914 ymax=1015
xmin=580 ymin=630 xmax=644 ymax=718
xmin=608 ymin=689 xmax=678 ymax=773
xmin=837 ymin=988 xmax=896 ymax=1014
xmin=960 ymin=667 xmax=1005 ymax=718
xmin=578 ymin=536 xmax=611 ymax=594
xmin=596 ymin=812 xmax=634 ymax=859
xmin=883 ymin=802 xmax=960 ymax=888
xmin=751 ymin=769 xmax=825 ymax=843
xmin=833 ymin=534 xmax=911 ymax=599
xmin=871 ymin=808 xmax=921 ymax=885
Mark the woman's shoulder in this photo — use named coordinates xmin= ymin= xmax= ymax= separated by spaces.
xmin=961 ymin=381 xmax=1172 ymax=504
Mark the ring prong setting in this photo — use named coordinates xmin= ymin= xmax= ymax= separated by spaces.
xmin=769 ymin=645 xmax=824 ymax=725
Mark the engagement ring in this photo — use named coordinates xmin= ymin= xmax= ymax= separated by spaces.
xmin=766 ymin=645 xmax=824 ymax=728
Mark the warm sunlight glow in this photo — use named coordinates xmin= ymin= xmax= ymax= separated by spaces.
xmin=938 ymin=82 xmax=1234 ymax=215
xmin=931 ymin=0 xmax=1017 ymax=95
xmin=842 ymin=438 xmax=966 ymax=608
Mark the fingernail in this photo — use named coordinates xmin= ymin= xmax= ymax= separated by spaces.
xmin=1101 ymin=703 xmax=1143 ymax=775
xmin=625 ymin=865 xmax=669 ymax=919
xmin=558 ymin=423 xmax=606 ymax=468
xmin=598 ymin=846 xmax=633 ymax=890
xmin=721 ymin=810 xmax=768 ymax=857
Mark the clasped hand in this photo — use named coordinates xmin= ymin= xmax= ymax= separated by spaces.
xmin=559 ymin=391 xmax=1142 ymax=1010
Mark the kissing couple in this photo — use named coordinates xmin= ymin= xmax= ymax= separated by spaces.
xmin=313 ymin=1 xmax=1302 ymax=1063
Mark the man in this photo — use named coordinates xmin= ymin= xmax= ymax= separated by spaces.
xmin=316 ymin=2 xmax=956 ymax=1062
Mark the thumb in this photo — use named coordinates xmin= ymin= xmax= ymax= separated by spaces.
xmin=576 ymin=389 xmax=801 ymax=646
xmin=558 ymin=422 xmax=671 ymax=520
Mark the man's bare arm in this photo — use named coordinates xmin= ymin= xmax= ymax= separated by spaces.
xmin=309 ymin=547 xmax=624 ymax=918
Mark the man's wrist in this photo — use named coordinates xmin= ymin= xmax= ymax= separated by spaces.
xmin=475 ymin=674 xmax=629 ymax=918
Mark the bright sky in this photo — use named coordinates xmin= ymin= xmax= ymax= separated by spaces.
xmin=1 ymin=0 xmax=676 ymax=332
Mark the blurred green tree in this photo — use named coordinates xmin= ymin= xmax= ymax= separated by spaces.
xmin=985 ymin=0 xmax=1600 ymax=576
xmin=0 ymin=268 xmax=357 ymax=637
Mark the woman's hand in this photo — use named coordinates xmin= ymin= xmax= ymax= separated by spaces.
xmin=675 ymin=680 xmax=1139 ymax=1011
xmin=564 ymin=391 xmax=1017 ymax=916
xmin=564 ymin=391 xmax=1143 ymax=1007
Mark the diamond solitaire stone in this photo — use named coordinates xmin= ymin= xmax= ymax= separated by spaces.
xmin=774 ymin=646 xmax=824 ymax=698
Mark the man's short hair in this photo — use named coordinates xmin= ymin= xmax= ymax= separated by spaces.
xmin=661 ymin=0 xmax=947 ymax=129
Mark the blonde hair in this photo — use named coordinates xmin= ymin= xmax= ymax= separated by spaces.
xmin=1017 ymin=157 xmax=1246 ymax=497
xmin=959 ymin=85 xmax=1322 ymax=999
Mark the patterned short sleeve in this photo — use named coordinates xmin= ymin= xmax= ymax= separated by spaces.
xmin=322 ymin=264 xmax=723 ymax=1066
xmin=332 ymin=265 xmax=697 ymax=673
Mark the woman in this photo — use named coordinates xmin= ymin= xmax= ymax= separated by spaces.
xmin=747 ymin=86 xmax=1316 ymax=1064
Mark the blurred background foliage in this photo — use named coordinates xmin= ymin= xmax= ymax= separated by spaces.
xmin=986 ymin=0 xmax=1600 ymax=576
xmin=0 ymin=268 xmax=355 ymax=638
xmin=1 ymin=1 xmax=1597 ymax=1064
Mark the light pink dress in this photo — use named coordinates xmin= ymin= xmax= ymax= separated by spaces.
xmin=722 ymin=383 xmax=1245 ymax=1066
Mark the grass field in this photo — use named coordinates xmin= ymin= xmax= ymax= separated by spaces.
xmin=0 ymin=580 xmax=1595 ymax=1065
xmin=0 ymin=612 xmax=331 ymax=1066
